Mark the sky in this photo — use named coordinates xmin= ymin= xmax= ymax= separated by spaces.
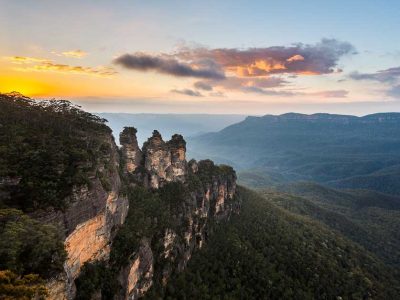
xmin=1 ymin=0 xmax=400 ymax=115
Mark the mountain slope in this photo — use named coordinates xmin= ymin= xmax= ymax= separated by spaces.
xmin=189 ymin=113 xmax=400 ymax=194
xmin=147 ymin=186 xmax=400 ymax=299
xmin=267 ymin=182 xmax=400 ymax=266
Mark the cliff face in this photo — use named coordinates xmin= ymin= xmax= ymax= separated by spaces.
xmin=117 ymin=128 xmax=238 ymax=299
xmin=0 ymin=94 xmax=238 ymax=300
xmin=42 ymin=134 xmax=129 ymax=300
xmin=44 ymin=126 xmax=237 ymax=300
xmin=120 ymin=127 xmax=143 ymax=174
xmin=121 ymin=128 xmax=188 ymax=189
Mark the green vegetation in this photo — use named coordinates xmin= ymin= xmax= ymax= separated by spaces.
xmin=3 ymin=93 xmax=400 ymax=299
xmin=189 ymin=113 xmax=400 ymax=195
xmin=110 ymin=185 xmax=183 ymax=270
xmin=75 ymin=161 xmax=235 ymax=299
xmin=265 ymin=181 xmax=400 ymax=267
xmin=0 ymin=270 xmax=48 ymax=300
xmin=75 ymin=261 xmax=118 ymax=300
xmin=0 ymin=92 xmax=112 ymax=211
xmin=0 ymin=209 xmax=66 ymax=278
xmin=74 ymin=182 xmax=196 ymax=299
xmin=238 ymin=169 xmax=287 ymax=188
xmin=0 ymin=92 xmax=117 ymax=297
xmin=153 ymin=186 xmax=400 ymax=299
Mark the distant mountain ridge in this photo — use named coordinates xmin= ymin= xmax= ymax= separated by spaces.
xmin=245 ymin=112 xmax=400 ymax=121
xmin=188 ymin=112 xmax=400 ymax=195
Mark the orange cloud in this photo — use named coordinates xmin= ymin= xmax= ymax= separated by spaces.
xmin=175 ymin=39 xmax=354 ymax=77
xmin=4 ymin=56 xmax=51 ymax=64
xmin=233 ymin=59 xmax=287 ymax=77
xmin=53 ymin=50 xmax=88 ymax=58
xmin=25 ymin=62 xmax=117 ymax=77
xmin=5 ymin=56 xmax=116 ymax=78
xmin=286 ymin=54 xmax=305 ymax=62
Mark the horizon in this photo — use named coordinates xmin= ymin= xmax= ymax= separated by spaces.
xmin=3 ymin=3 xmax=400 ymax=299
xmin=95 ymin=111 xmax=400 ymax=118
xmin=1 ymin=1 xmax=400 ymax=114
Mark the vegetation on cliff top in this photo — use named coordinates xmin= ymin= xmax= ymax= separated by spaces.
xmin=0 ymin=92 xmax=112 ymax=211
xmin=0 ymin=92 xmax=115 ymax=297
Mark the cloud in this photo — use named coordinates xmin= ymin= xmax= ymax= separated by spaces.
xmin=113 ymin=53 xmax=225 ymax=79
xmin=241 ymin=86 xmax=296 ymax=96
xmin=4 ymin=56 xmax=50 ymax=64
xmin=194 ymin=81 xmax=213 ymax=91
xmin=29 ymin=62 xmax=116 ymax=77
xmin=209 ymin=91 xmax=225 ymax=97
xmin=286 ymin=54 xmax=305 ymax=62
xmin=238 ymin=87 xmax=348 ymax=98
xmin=349 ymin=67 xmax=400 ymax=83
xmin=115 ymin=39 xmax=354 ymax=97
xmin=171 ymin=88 xmax=203 ymax=97
xmin=349 ymin=66 xmax=400 ymax=99
xmin=176 ymin=38 xmax=355 ymax=77
xmin=52 ymin=50 xmax=88 ymax=58
xmin=387 ymin=85 xmax=400 ymax=98
xmin=310 ymin=90 xmax=348 ymax=98
xmin=194 ymin=76 xmax=287 ymax=94
xmin=5 ymin=55 xmax=115 ymax=77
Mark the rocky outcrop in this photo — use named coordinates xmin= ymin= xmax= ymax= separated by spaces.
xmin=119 ymin=168 xmax=237 ymax=299
xmin=166 ymin=134 xmax=187 ymax=183
xmin=118 ymin=129 xmax=238 ymax=298
xmin=44 ymin=127 xmax=236 ymax=300
xmin=120 ymin=239 xmax=154 ymax=300
xmin=41 ymin=134 xmax=129 ymax=300
xmin=122 ymin=129 xmax=188 ymax=189
xmin=120 ymin=127 xmax=143 ymax=174
xmin=142 ymin=130 xmax=172 ymax=189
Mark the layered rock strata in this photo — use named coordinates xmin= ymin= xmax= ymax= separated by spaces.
xmin=42 ymin=134 xmax=129 ymax=300
xmin=45 ymin=127 xmax=237 ymax=300
xmin=120 ymin=128 xmax=188 ymax=189
xmin=118 ymin=128 xmax=238 ymax=299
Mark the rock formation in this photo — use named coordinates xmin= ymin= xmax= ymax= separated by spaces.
xmin=0 ymin=94 xmax=238 ymax=300
xmin=120 ymin=127 xmax=143 ymax=174
xmin=40 ymin=134 xmax=129 ymax=300
xmin=122 ymin=129 xmax=188 ymax=189
xmin=117 ymin=129 xmax=238 ymax=299
xmin=119 ymin=239 xmax=154 ymax=300
xmin=44 ymin=127 xmax=237 ymax=299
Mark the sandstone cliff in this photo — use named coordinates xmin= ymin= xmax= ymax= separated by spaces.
xmin=39 ymin=126 xmax=237 ymax=300
xmin=0 ymin=94 xmax=238 ymax=300
xmin=115 ymin=128 xmax=238 ymax=299
xmin=39 ymin=128 xmax=239 ymax=299
xmin=41 ymin=133 xmax=129 ymax=299
xmin=121 ymin=128 xmax=188 ymax=189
